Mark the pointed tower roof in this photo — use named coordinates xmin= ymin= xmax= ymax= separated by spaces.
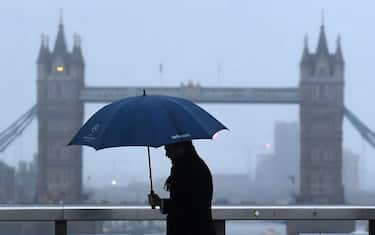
xmin=52 ymin=20 xmax=68 ymax=58
xmin=316 ymin=24 xmax=329 ymax=55
xmin=334 ymin=35 xmax=344 ymax=64
xmin=300 ymin=35 xmax=311 ymax=65
xmin=70 ymin=34 xmax=84 ymax=65
xmin=37 ymin=34 xmax=50 ymax=64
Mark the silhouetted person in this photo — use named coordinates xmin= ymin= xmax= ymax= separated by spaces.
xmin=148 ymin=140 xmax=216 ymax=235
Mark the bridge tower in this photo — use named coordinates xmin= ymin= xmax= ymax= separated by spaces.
xmin=36 ymin=19 xmax=84 ymax=203
xmin=299 ymin=23 xmax=345 ymax=203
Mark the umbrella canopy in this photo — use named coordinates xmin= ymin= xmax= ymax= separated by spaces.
xmin=68 ymin=93 xmax=227 ymax=206
xmin=68 ymin=94 xmax=227 ymax=149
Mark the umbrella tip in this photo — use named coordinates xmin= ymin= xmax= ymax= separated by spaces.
xmin=143 ymin=89 xmax=146 ymax=96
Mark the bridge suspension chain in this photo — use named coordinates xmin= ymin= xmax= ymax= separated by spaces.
xmin=0 ymin=105 xmax=37 ymax=153
xmin=344 ymin=107 xmax=375 ymax=149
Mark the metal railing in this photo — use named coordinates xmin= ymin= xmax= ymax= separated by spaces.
xmin=0 ymin=205 xmax=374 ymax=235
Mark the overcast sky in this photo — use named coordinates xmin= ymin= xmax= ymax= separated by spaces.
xmin=0 ymin=0 xmax=375 ymax=191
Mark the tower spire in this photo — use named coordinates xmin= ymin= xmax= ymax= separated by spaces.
xmin=71 ymin=33 xmax=84 ymax=65
xmin=45 ymin=35 xmax=50 ymax=51
xmin=73 ymin=33 xmax=82 ymax=48
xmin=316 ymin=20 xmax=329 ymax=55
xmin=37 ymin=33 xmax=49 ymax=64
xmin=300 ymin=34 xmax=311 ymax=65
xmin=41 ymin=33 xmax=45 ymax=48
xmin=335 ymin=35 xmax=344 ymax=64
xmin=59 ymin=8 xmax=63 ymax=25
xmin=52 ymin=13 xmax=67 ymax=59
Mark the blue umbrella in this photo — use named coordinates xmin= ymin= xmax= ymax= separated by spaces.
xmin=68 ymin=91 xmax=227 ymax=202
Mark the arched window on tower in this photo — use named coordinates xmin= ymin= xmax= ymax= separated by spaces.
xmin=310 ymin=175 xmax=320 ymax=194
xmin=323 ymin=149 xmax=331 ymax=161
xmin=319 ymin=85 xmax=325 ymax=98
xmin=56 ymin=173 xmax=61 ymax=184
xmin=56 ymin=148 xmax=61 ymax=159
xmin=319 ymin=175 xmax=324 ymax=193
xmin=319 ymin=67 xmax=327 ymax=76
xmin=316 ymin=63 xmax=330 ymax=77
xmin=313 ymin=85 xmax=329 ymax=102
xmin=319 ymin=148 xmax=325 ymax=161
xmin=56 ymin=84 xmax=62 ymax=97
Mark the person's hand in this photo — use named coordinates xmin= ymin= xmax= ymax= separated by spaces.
xmin=164 ymin=176 xmax=172 ymax=192
xmin=148 ymin=192 xmax=161 ymax=208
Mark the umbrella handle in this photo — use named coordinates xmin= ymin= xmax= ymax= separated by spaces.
xmin=147 ymin=146 xmax=155 ymax=209
xmin=150 ymin=190 xmax=156 ymax=209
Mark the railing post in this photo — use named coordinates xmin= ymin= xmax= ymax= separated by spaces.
xmin=55 ymin=220 xmax=67 ymax=235
xmin=370 ymin=220 xmax=375 ymax=235
xmin=214 ymin=220 xmax=225 ymax=235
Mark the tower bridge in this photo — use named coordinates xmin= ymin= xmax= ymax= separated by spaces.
xmin=1 ymin=19 xmax=374 ymax=208
xmin=32 ymin=19 xmax=349 ymax=205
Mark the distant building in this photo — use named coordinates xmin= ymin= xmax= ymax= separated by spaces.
xmin=0 ymin=161 xmax=15 ymax=203
xmin=274 ymin=121 xmax=300 ymax=193
xmin=263 ymin=121 xmax=359 ymax=202
xmin=252 ymin=122 xmax=300 ymax=204
xmin=254 ymin=152 xmax=291 ymax=203
xmin=255 ymin=152 xmax=277 ymax=188
xmin=15 ymin=156 xmax=37 ymax=203
xmin=36 ymin=19 xmax=84 ymax=203
xmin=342 ymin=149 xmax=359 ymax=193
xmin=299 ymin=23 xmax=345 ymax=204
xmin=213 ymin=174 xmax=252 ymax=204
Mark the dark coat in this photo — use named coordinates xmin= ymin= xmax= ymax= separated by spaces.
xmin=161 ymin=151 xmax=216 ymax=235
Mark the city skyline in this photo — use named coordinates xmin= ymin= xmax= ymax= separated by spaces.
xmin=0 ymin=1 xmax=374 ymax=190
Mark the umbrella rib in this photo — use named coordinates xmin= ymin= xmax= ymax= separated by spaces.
xmin=145 ymin=99 xmax=160 ymax=147
xmin=96 ymin=101 xmax=130 ymax=149
xmin=158 ymin=99 xmax=183 ymax=141
xmin=165 ymin=98 xmax=214 ymax=138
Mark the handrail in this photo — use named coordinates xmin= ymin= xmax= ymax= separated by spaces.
xmin=0 ymin=206 xmax=372 ymax=235
xmin=0 ymin=205 xmax=375 ymax=221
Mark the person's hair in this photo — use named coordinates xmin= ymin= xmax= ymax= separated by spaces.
xmin=178 ymin=140 xmax=198 ymax=157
